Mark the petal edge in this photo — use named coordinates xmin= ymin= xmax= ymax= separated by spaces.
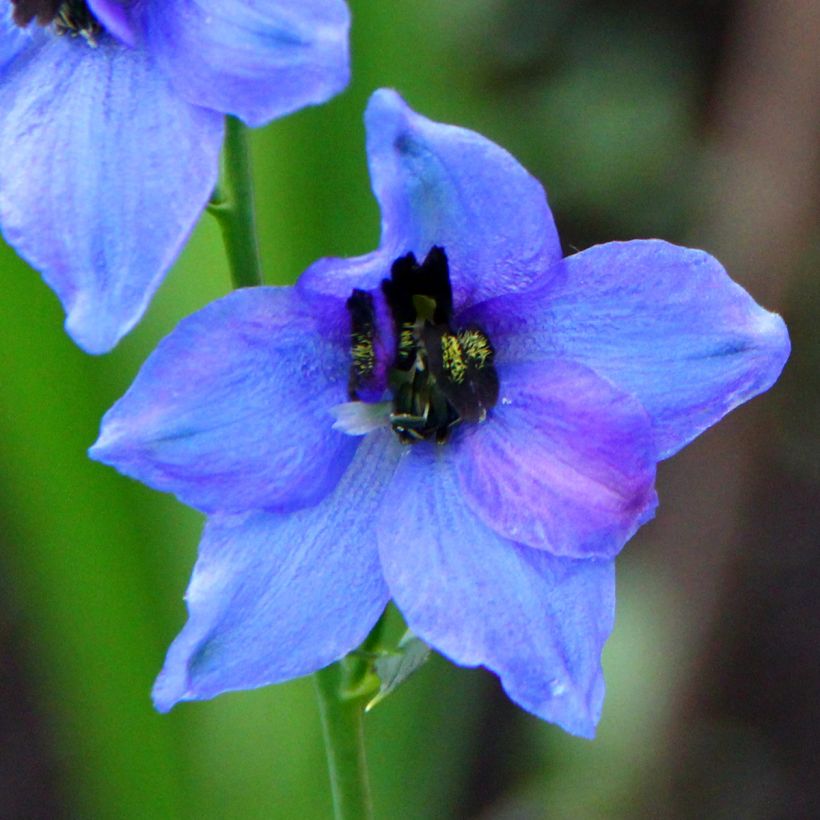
xmin=472 ymin=240 xmax=790 ymax=458
xmin=153 ymin=431 xmax=398 ymax=710
xmin=378 ymin=447 xmax=616 ymax=737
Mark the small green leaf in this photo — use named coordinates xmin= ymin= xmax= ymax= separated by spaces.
xmin=366 ymin=631 xmax=431 ymax=711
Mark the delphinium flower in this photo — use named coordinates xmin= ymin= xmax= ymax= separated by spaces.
xmin=0 ymin=0 xmax=350 ymax=353
xmin=90 ymin=89 xmax=789 ymax=737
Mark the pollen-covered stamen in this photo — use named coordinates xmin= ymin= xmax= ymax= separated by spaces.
xmin=346 ymin=289 xmax=377 ymax=400
xmin=459 ymin=328 xmax=494 ymax=368
xmin=425 ymin=325 xmax=499 ymax=425
xmin=396 ymin=323 xmax=416 ymax=371
xmin=12 ymin=0 xmax=102 ymax=43
xmin=441 ymin=333 xmax=467 ymax=384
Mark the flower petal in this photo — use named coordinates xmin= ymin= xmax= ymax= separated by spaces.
xmin=298 ymin=248 xmax=388 ymax=300
xmin=90 ymin=286 xmax=357 ymax=514
xmin=299 ymin=89 xmax=562 ymax=307
xmin=1 ymin=4 xmax=38 ymax=68
xmin=87 ymin=0 xmax=140 ymax=46
xmin=453 ymin=360 xmax=657 ymax=558
xmin=471 ymin=240 xmax=791 ymax=459
xmin=377 ymin=448 xmax=615 ymax=738
xmin=142 ymin=0 xmax=350 ymax=127
xmin=153 ymin=430 xmax=400 ymax=711
xmin=0 ymin=36 xmax=223 ymax=353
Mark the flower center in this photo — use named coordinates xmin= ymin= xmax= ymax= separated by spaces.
xmin=11 ymin=0 xmax=102 ymax=43
xmin=346 ymin=247 xmax=499 ymax=444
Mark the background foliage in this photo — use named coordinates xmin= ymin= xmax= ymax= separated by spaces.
xmin=1 ymin=0 xmax=817 ymax=816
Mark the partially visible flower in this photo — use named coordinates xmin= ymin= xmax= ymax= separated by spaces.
xmin=0 ymin=0 xmax=350 ymax=353
xmin=90 ymin=90 xmax=789 ymax=737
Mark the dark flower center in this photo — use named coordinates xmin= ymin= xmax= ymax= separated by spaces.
xmin=12 ymin=0 xmax=102 ymax=43
xmin=346 ymin=247 xmax=499 ymax=444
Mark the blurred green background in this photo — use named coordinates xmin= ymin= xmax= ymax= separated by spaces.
xmin=1 ymin=1 xmax=817 ymax=817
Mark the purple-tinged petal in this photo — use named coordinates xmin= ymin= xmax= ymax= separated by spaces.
xmin=90 ymin=287 xmax=357 ymax=514
xmin=299 ymin=89 xmax=562 ymax=307
xmin=298 ymin=249 xmax=387 ymax=302
xmin=141 ymin=0 xmax=350 ymax=127
xmin=87 ymin=0 xmax=139 ymax=46
xmin=0 ymin=36 xmax=223 ymax=353
xmin=154 ymin=430 xmax=400 ymax=712
xmin=453 ymin=360 xmax=657 ymax=558
xmin=378 ymin=448 xmax=615 ymax=738
xmin=470 ymin=240 xmax=791 ymax=459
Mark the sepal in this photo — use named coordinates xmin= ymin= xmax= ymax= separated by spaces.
xmin=365 ymin=631 xmax=432 ymax=711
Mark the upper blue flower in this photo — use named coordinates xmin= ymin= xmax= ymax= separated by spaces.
xmin=90 ymin=90 xmax=790 ymax=737
xmin=0 ymin=0 xmax=350 ymax=353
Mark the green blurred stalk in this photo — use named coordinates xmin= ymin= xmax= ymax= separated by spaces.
xmin=209 ymin=116 xmax=264 ymax=288
xmin=314 ymin=663 xmax=374 ymax=820
xmin=313 ymin=615 xmax=390 ymax=819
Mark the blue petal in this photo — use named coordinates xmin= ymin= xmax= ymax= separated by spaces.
xmin=142 ymin=0 xmax=350 ymax=127
xmin=298 ymin=248 xmax=387 ymax=300
xmin=90 ymin=287 xmax=357 ymax=514
xmin=299 ymin=89 xmax=562 ymax=308
xmin=154 ymin=430 xmax=400 ymax=711
xmin=1 ymin=4 xmax=39 ymax=69
xmin=470 ymin=240 xmax=791 ymax=459
xmin=0 ymin=36 xmax=223 ymax=353
xmin=377 ymin=447 xmax=615 ymax=737
xmin=454 ymin=360 xmax=657 ymax=558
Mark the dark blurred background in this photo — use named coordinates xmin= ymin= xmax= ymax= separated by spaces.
xmin=1 ymin=0 xmax=817 ymax=817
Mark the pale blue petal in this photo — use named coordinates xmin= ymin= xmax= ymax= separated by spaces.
xmin=470 ymin=240 xmax=791 ymax=459
xmin=454 ymin=360 xmax=657 ymax=557
xmin=1 ymin=3 xmax=39 ymax=68
xmin=299 ymin=89 xmax=562 ymax=308
xmin=0 ymin=36 xmax=223 ymax=353
xmin=377 ymin=448 xmax=615 ymax=738
xmin=90 ymin=287 xmax=357 ymax=514
xmin=153 ymin=430 xmax=400 ymax=711
xmin=143 ymin=0 xmax=350 ymax=127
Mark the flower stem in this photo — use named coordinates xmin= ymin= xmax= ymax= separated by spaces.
xmin=209 ymin=116 xmax=263 ymax=289
xmin=314 ymin=612 xmax=388 ymax=820
xmin=314 ymin=661 xmax=374 ymax=820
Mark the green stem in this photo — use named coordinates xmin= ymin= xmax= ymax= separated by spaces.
xmin=209 ymin=116 xmax=263 ymax=289
xmin=314 ymin=611 xmax=388 ymax=819
xmin=314 ymin=662 xmax=374 ymax=820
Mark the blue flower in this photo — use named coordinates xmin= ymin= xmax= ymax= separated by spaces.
xmin=90 ymin=90 xmax=789 ymax=737
xmin=0 ymin=0 xmax=350 ymax=353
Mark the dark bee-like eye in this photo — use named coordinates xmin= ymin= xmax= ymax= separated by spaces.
xmin=12 ymin=0 xmax=102 ymax=43
xmin=382 ymin=246 xmax=453 ymax=329
xmin=11 ymin=0 xmax=62 ymax=27
xmin=343 ymin=247 xmax=499 ymax=443
xmin=371 ymin=246 xmax=499 ymax=443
